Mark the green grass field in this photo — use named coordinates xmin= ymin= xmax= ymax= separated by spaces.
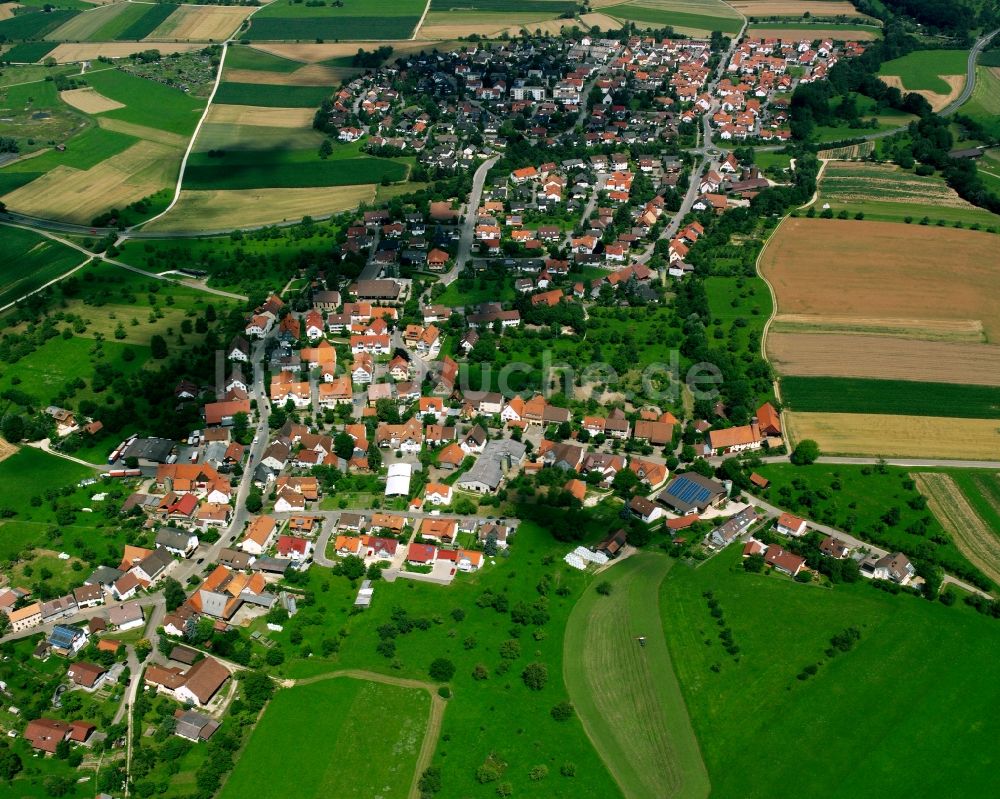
xmin=429 ymin=0 xmax=576 ymax=9
xmin=1 ymin=40 xmax=58 ymax=62
xmin=0 ymin=225 xmax=86 ymax=307
xmin=84 ymin=68 xmax=206 ymax=137
xmin=218 ymin=676 xmax=430 ymax=799
xmin=754 ymin=151 xmax=792 ymax=172
xmin=45 ymin=2 xmax=177 ymax=43
xmin=115 ymin=2 xmax=178 ymax=40
xmin=44 ymin=1 xmax=137 ymax=41
xmin=879 ymin=49 xmax=968 ymax=93
xmin=0 ymin=66 xmax=84 ymax=156
xmin=780 ymin=376 xmax=1000 ymax=419
xmin=225 ymin=44 xmax=304 ymax=72
xmin=0 ymin=448 xmax=93 ymax=512
xmin=705 ymin=275 xmax=771 ymax=352
xmin=662 ymin=546 xmax=1000 ymax=797
xmin=249 ymin=518 xmax=625 ymax=798
xmin=2 ymin=125 xmax=138 ymax=175
xmin=752 ymin=463 xmax=977 ymax=584
xmin=114 ymin=219 xmax=345 ymax=295
xmin=0 ymin=8 xmax=78 ymax=41
xmin=246 ymin=0 xmax=423 ymax=40
xmin=213 ymin=82 xmax=331 ymax=107
xmin=259 ymin=0 xmax=426 ymax=15
xmin=183 ymin=145 xmax=408 ymax=189
xmin=949 ymin=471 xmax=1000 ymax=543
xmin=960 ymin=66 xmax=1000 ymax=139
xmin=812 ymin=112 xmax=914 ymax=143
xmin=0 ymin=63 xmax=77 ymax=88
xmin=0 ymin=334 xmax=147 ymax=406
xmin=748 ymin=22 xmax=882 ymax=37
xmin=437 ymin=274 xmax=517 ymax=307
xmin=605 ymin=2 xmax=742 ymax=34
xmin=564 ymin=554 xmax=709 ymax=799
xmin=193 ymin=121 xmax=325 ymax=152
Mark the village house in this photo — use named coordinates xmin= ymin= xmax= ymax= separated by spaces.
xmin=764 ymin=546 xmax=806 ymax=577
xmin=775 ymin=512 xmax=808 ymax=537
xmin=242 ymin=516 xmax=278 ymax=556
xmin=657 ymin=473 xmax=727 ymax=515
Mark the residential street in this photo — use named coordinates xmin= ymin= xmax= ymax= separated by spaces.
xmin=745 ymin=491 xmax=992 ymax=600
xmin=447 ymin=154 xmax=500 ymax=284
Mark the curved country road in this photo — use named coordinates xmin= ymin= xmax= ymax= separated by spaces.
xmin=941 ymin=27 xmax=1000 ymax=115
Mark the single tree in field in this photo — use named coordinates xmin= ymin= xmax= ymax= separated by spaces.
xmin=522 ymin=662 xmax=548 ymax=691
xmin=790 ymin=439 xmax=820 ymax=465
xmin=429 ymin=657 xmax=456 ymax=682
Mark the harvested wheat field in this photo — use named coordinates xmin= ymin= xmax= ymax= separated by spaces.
xmin=730 ymin=0 xmax=866 ymax=14
xmin=48 ymin=42 xmax=203 ymax=62
xmin=915 ymin=473 xmax=1000 ymax=585
xmin=771 ymin=314 xmax=985 ymax=342
xmin=59 ymin=87 xmax=124 ymax=114
xmin=0 ymin=4 xmax=22 ymax=22
xmin=615 ymin=0 xmax=739 ymax=13
xmin=250 ymin=40 xmax=454 ymax=64
xmin=204 ymin=104 xmax=314 ymax=128
xmin=578 ymin=12 xmax=625 ymax=30
xmin=761 ymin=219 xmax=1000 ymax=341
xmin=224 ymin=64 xmax=343 ymax=87
xmin=45 ymin=2 xmax=129 ymax=41
xmin=97 ymin=117 xmax=187 ymax=148
xmin=2 ymin=140 xmax=178 ymax=223
xmin=418 ymin=11 xmax=553 ymax=40
xmin=767 ymin=333 xmax=1000 ymax=386
xmin=504 ymin=18 xmax=576 ymax=36
xmin=145 ymin=5 xmax=254 ymax=42
xmin=881 ymin=74 xmax=964 ymax=112
xmin=784 ymin=412 xmax=1000 ymax=460
xmin=747 ymin=25 xmax=880 ymax=40
xmin=146 ymin=185 xmax=376 ymax=232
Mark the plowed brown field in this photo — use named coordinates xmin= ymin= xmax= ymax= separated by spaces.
xmin=224 ymin=64 xmax=344 ymax=87
xmin=767 ymin=333 xmax=1000 ymax=386
xmin=730 ymin=0 xmax=865 ymax=14
xmin=761 ymin=219 xmax=1000 ymax=341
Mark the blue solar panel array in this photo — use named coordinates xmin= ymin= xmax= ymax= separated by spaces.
xmin=669 ymin=476 xmax=712 ymax=504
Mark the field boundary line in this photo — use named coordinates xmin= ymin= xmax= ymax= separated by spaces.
xmin=755 ymin=155 xmax=830 ymax=445
xmin=132 ymin=40 xmax=230 ymax=231
xmin=132 ymin=1 xmax=273 ymax=232
xmin=412 ymin=0 xmax=432 ymax=40
xmin=289 ymin=668 xmax=445 ymax=799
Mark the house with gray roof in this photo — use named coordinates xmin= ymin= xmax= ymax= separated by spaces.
xmin=456 ymin=439 xmax=526 ymax=494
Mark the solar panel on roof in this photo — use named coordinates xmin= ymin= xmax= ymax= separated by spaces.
xmin=670 ymin=476 xmax=711 ymax=504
